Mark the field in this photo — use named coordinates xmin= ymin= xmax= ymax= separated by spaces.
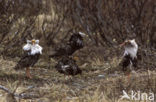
xmin=0 ymin=47 xmax=156 ymax=102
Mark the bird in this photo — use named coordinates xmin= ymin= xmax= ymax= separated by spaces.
xmin=49 ymin=32 xmax=87 ymax=58
xmin=14 ymin=39 xmax=43 ymax=79
xmin=119 ymin=39 xmax=138 ymax=79
xmin=69 ymin=32 xmax=85 ymax=51
xmin=55 ymin=56 xmax=82 ymax=79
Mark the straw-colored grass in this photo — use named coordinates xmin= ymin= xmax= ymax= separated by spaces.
xmin=0 ymin=57 xmax=156 ymax=102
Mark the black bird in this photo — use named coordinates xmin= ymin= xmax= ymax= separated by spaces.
xmin=55 ymin=56 xmax=82 ymax=77
xmin=14 ymin=39 xmax=43 ymax=79
xmin=69 ymin=32 xmax=85 ymax=50
xmin=49 ymin=32 xmax=86 ymax=58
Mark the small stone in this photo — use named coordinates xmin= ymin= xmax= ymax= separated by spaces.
xmin=98 ymin=75 xmax=105 ymax=77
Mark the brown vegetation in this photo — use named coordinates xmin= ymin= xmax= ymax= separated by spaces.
xmin=0 ymin=0 xmax=156 ymax=102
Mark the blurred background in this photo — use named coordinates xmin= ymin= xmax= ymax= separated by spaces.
xmin=0 ymin=0 xmax=155 ymax=58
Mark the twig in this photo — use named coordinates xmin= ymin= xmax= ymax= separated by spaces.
xmin=0 ymin=85 xmax=12 ymax=94
xmin=0 ymin=85 xmax=40 ymax=99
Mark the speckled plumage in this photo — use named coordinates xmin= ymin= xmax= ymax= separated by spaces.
xmin=55 ymin=56 xmax=82 ymax=76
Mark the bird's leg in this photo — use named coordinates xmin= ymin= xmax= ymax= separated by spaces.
xmin=129 ymin=61 xmax=133 ymax=70
xmin=124 ymin=71 xmax=131 ymax=82
xmin=127 ymin=61 xmax=133 ymax=81
xmin=64 ymin=75 xmax=66 ymax=80
xmin=26 ymin=67 xmax=32 ymax=79
xmin=64 ymin=75 xmax=68 ymax=80
xmin=127 ymin=72 xmax=131 ymax=81
xmin=66 ymin=75 xmax=69 ymax=80
xmin=69 ymin=76 xmax=73 ymax=80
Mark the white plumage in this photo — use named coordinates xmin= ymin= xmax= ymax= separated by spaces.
xmin=23 ymin=40 xmax=31 ymax=51
xmin=30 ymin=44 xmax=43 ymax=55
xmin=78 ymin=32 xmax=86 ymax=37
xmin=23 ymin=40 xmax=43 ymax=55
xmin=124 ymin=39 xmax=138 ymax=59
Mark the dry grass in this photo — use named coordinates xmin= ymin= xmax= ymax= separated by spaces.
xmin=0 ymin=57 xmax=156 ymax=102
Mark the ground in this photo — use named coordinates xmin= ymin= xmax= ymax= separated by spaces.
xmin=0 ymin=50 xmax=156 ymax=102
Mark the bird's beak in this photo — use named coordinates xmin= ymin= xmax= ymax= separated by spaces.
xmin=119 ymin=42 xmax=125 ymax=47
xmin=31 ymin=39 xmax=36 ymax=45
xmin=119 ymin=40 xmax=130 ymax=47
xmin=79 ymin=32 xmax=87 ymax=37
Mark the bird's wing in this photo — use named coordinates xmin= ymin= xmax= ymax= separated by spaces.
xmin=14 ymin=52 xmax=32 ymax=70
xmin=18 ymin=53 xmax=31 ymax=65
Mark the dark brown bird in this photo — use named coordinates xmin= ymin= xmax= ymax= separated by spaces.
xmin=55 ymin=56 xmax=82 ymax=77
xmin=49 ymin=32 xmax=87 ymax=58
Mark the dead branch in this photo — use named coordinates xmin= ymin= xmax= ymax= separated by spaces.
xmin=0 ymin=85 xmax=40 ymax=99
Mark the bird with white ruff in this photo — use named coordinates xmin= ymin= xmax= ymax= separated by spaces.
xmin=120 ymin=39 xmax=138 ymax=79
xmin=14 ymin=39 xmax=43 ymax=79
